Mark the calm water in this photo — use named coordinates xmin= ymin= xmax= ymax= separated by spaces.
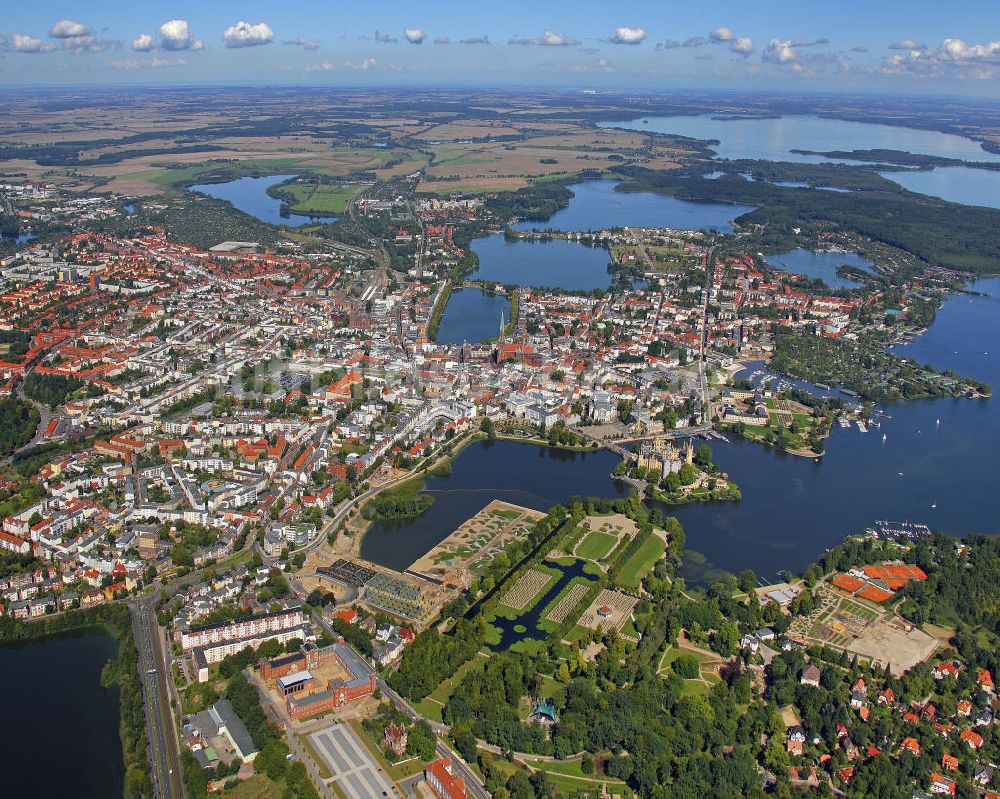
xmin=189 ymin=174 xmax=334 ymax=227
xmin=470 ymin=236 xmax=612 ymax=292
xmin=600 ymin=115 xmax=1000 ymax=208
xmin=0 ymin=628 xmax=123 ymax=797
xmin=669 ymin=278 xmax=1000 ymax=581
xmin=882 ymin=166 xmax=1000 ymax=209
xmin=600 ymin=115 xmax=1000 ymax=165
xmin=435 ymin=289 xmax=510 ymax=344
xmin=361 ymin=440 xmax=625 ymax=571
xmin=764 ymin=248 xmax=875 ymax=290
xmin=488 ymin=558 xmax=597 ymax=651
xmin=511 ymin=180 xmax=753 ymax=233
xmin=365 ymin=281 xmax=1000 ymax=582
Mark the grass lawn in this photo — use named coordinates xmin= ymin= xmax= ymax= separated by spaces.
xmin=658 ymin=646 xmax=711 ymax=674
xmin=282 ymin=183 xmax=364 ymax=214
xmin=617 ymin=535 xmax=666 ymax=589
xmin=576 ymin=531 xmax=618 ymax=561
xmin=538 ymin=770 xmax=635 ymax=798
xmin=221 ymin=775 xmax=285 ymax=799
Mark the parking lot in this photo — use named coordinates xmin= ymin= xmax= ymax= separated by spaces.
xmin=308 ymin=723 xmax=397 ymax=798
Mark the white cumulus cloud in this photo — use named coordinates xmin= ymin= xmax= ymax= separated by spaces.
xmin=132 ymin=33 xmax=154 ymax=52
xmin=223 ymin=21 xmax=274 ymax=49
xmin=730 ymin=36 xmax=754 ymax=56
xmin=763 ymin=38 xmax=798 ymax=64
xmin=7 ymin=34 xmax=56 ymax=53
xmin=710 ymin=27 xmax=735 ymax=42
xmin=403 ymin=28 xmax=425 ymax=44
xmin=49 ymin=19 xmax=88 ymax=39
xmin=609 ymin=26 xmax=646 ymax=45
xmin=939 ymin=38 xmax=1000 ymax=62
xmin=160 ymin=19 xmax=202 ymax=51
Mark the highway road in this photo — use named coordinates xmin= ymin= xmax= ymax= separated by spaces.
xmin=131 ymin=594 xmax=185 ymax=799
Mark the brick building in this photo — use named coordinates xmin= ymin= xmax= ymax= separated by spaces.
xmin=425 ymin=758 xmax=469 ymax=799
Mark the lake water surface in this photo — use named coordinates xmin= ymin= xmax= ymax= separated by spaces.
xmin=361 ymin=440 xmax=625 ymax=571
xmin=470 ymin=236 xmax=612 ymax=292
xmin=512 ymin=180 xmax=753 ymax=233
xmin=435 ymin=288 xmax=510 ymax=344
xmin=599 ymin=115 xmax=1000 ymax=208
xmin=600 ymin=115 xmax=1000 ymax=165
xmin=189 ymin=174 xmax=334 ymax=227
xmin=764 ymin=248 xmax=875 ymax=290
xmin=0 ymin=627 xmax=123 ymax=798
xmin=880 ymin=165 xmax=1000 ymax=209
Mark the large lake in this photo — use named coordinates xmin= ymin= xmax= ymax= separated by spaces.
xmin=880 ymin=165 xmax=1000 ymax=210
xmin=471 ymin=179 xmax=754 ymax=291
xmin=764 ymin=248 xmax=875 ymax=290
xmin=364 ymin=280 xmax=1000 ymax=583
xmin=0 ymin=628 xmax=123 ymax=797
xmin=189 ymin=174 xmax=334 ymax=227
xmin=511 ymin=180 xmax=753 ymax=233
xmin=600 ymin=115 xmax=1000 ymax=208
xmin=435 ymin=288 xmax=510 ymax=345
xmin=600 ymin=115 xmax=1000 ymax=165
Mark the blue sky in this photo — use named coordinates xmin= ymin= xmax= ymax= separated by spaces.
xmin=1 ymin=1 xmax=999 ymax=94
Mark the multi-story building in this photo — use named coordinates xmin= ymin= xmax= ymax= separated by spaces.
xmin=180 ymin=607 xmax=304 ymax=651
xmin=425 ymin=758 xmax=469 ymax=799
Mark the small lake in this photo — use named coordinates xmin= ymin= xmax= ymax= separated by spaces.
xmin=764 ymin=248 xmax=875 ymax=290
xmin=600 ymin=115 xmax=1000 ymax=165
xmin=511 ymin=180 xmax=753 ymax=233
xmin=0 ymin=627 xmax=123 ymax=797
xmin=435 ymin=288 xmax=510 ymax=345
xmin=470 ymin=236 xmax=612 ymax=292
xmin=189 ymin=174 xmax=334 ymax=227
xmin=882 ymin=166 xmax=1000 ymax=209
xmin=360 ymin=440 xmax=625 ymax=571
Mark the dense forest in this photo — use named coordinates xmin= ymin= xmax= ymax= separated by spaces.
xmin=770 ymin=329 xmax=989 ymax=401
xmin=23 ymin=372 xmax=94 ymax=409
xmin=0 ymin=398 xmax=38 ymax=456
xmin=362 ymin=478 xmax=435 ymax=521
xmin=617 ymin=165 xmax=1000 ymax=275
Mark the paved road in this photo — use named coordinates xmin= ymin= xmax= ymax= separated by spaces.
xmin=435 ymin=739 xmax=491 ymax=799
xmin=130 ymin=594 xmax=184 ymax=799
xmin=304 ymin=606 xmax=490 ymax=797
